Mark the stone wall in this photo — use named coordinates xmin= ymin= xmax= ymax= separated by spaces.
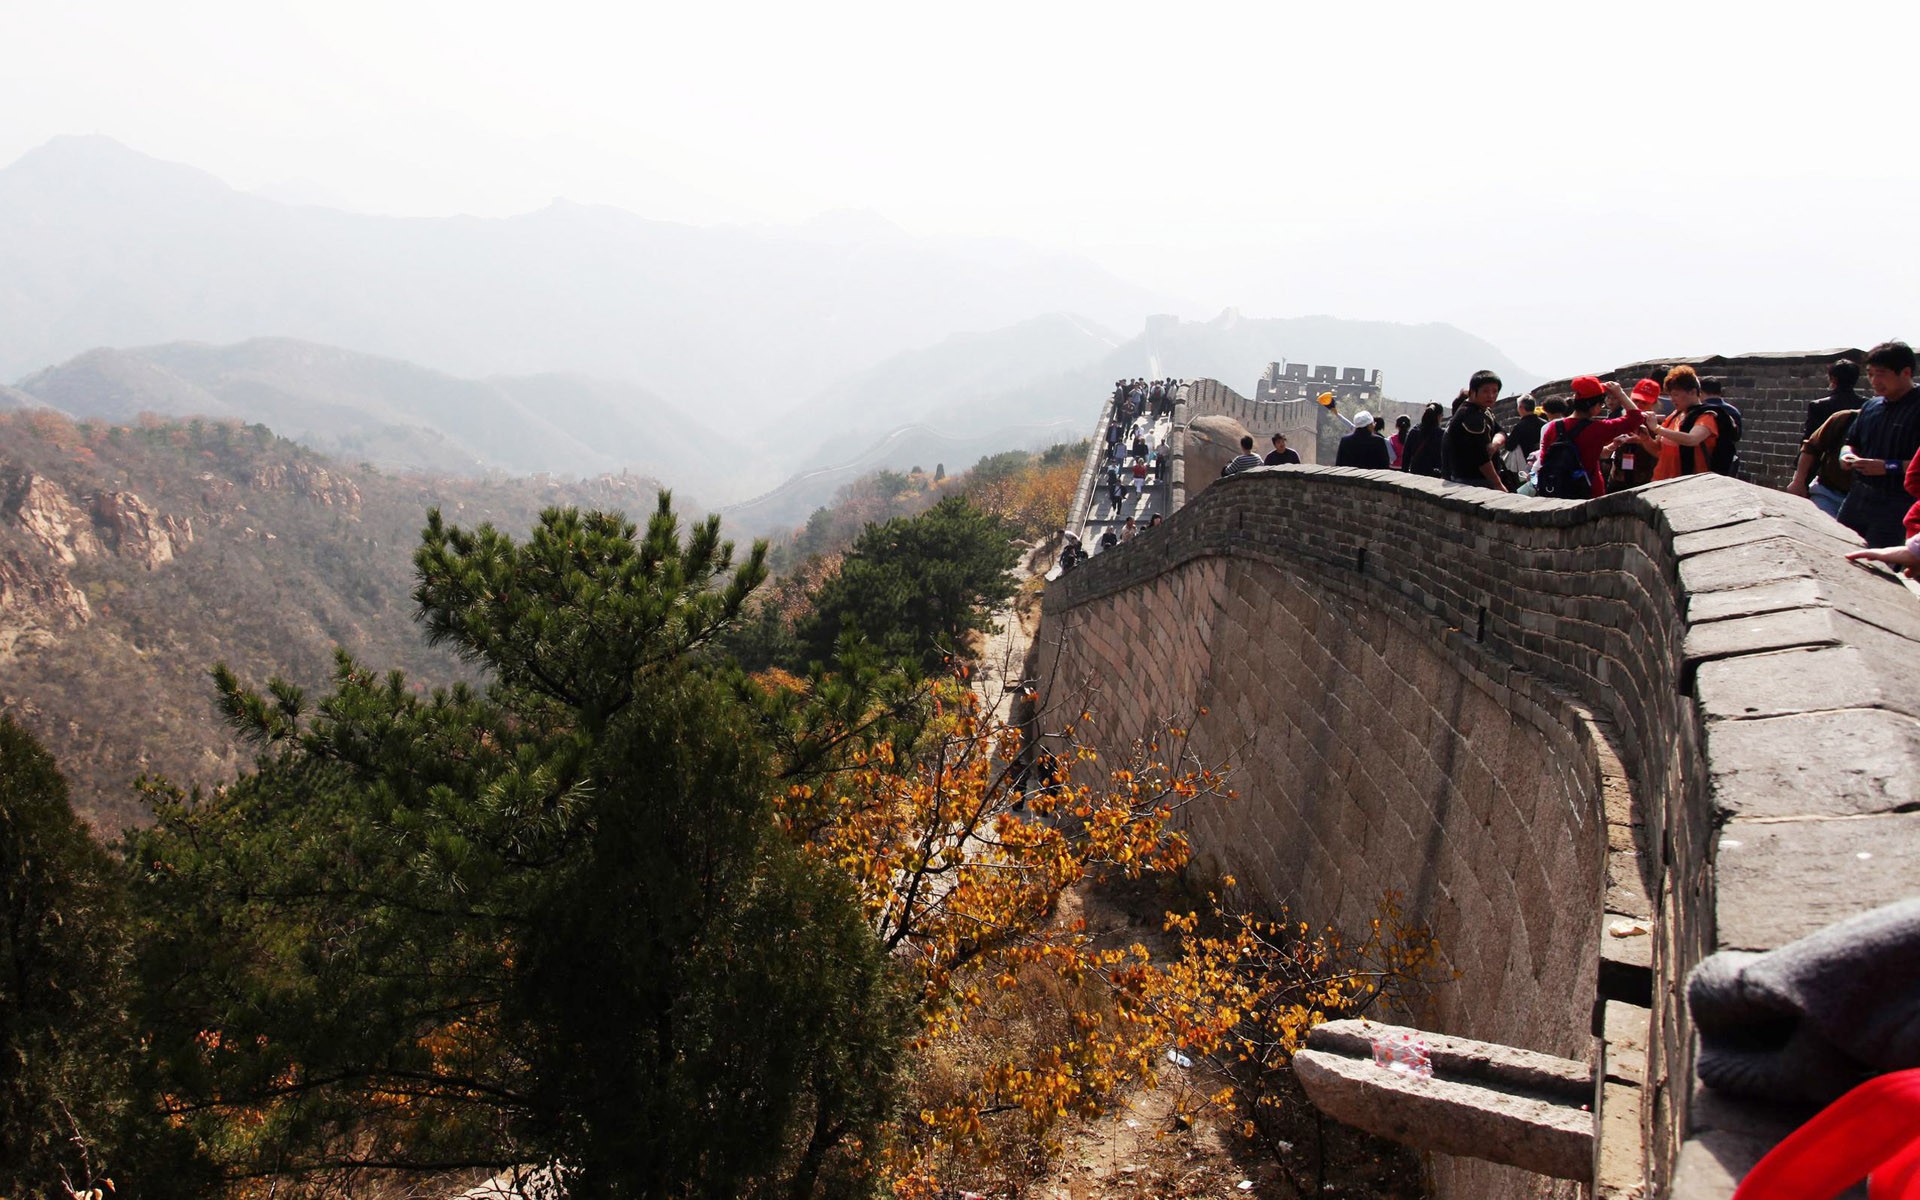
xmin=1033 ymin=465 xmax=1920 ymax=1197
xmin=1177 ymin=377 xmax=1428 ymax=472
xmin=1512 ymin=349 xmax=1865 ymax=489
xmin=1183 ymin=378 xmax=1322 ymax=464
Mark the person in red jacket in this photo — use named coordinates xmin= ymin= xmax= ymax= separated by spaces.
xmin=1534 ymin=376 xmax=1652 ymax=497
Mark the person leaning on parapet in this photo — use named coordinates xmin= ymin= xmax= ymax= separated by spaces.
xmin=1401 ymin=402 xmax=1446 ymax=477
xmin=1335 ymin=408 xmax=1393 ymax=469
xmin=1265 ymin=432 xmax=1301 ymax=466
xmin=1389 ymin=415 xmax=1411 ymax=468
xmin=1835 ymin=341 xmax=1920 ymax=549
xmin=1444 ymin=371 xmax=1510 ymax=490
xmin=1057 ymin=530 xmax=1086 ymax=571
xmin=1222 ymin=435 xmax=1264 ymax=477
xmin=1803 ymin=358 xmax=1863 ymax=442
xmin=1787 ymin=403 xmax=1860 ymax=519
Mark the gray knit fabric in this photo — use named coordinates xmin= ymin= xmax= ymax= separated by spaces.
xmin=1688 ymin=899 xmax=1920 ymax=1106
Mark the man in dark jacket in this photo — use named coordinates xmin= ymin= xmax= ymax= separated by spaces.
xmin=1803 ymin=358 xmax=1864 ymax=441
xmin=1446 ymin=371 xmax=1509 ymax=490
xmin=1838 ymin=341 xmax=1920 ymax=547
xmin=1334 ymin=410 xmax=1392 ymax=469
xmin=1264 ymin=432 xmax=1301 ymax=466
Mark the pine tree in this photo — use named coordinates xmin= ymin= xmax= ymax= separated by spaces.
xmin=798 ymin=496 xmax=1019 ymax=675
xmin=130 ymin=496 xmax=911 ymax=1198
xmin=0 ymin=719 xmax=139 ymax=1198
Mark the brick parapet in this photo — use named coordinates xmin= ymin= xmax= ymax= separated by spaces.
xmin=1034 ymin=464 xmax=1920 ymax=1197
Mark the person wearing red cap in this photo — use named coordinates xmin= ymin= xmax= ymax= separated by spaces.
xmin=1535 ymin=376 xmax=1651 ymax=498
xmin=1601 ymin=378 xmax=1664 ymax=489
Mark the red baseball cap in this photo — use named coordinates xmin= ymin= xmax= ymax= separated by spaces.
xmin=1630 ymin=379 xmax=1662 ymax=408
xmin=1570 ymin=376 xmax=1606 ymax=401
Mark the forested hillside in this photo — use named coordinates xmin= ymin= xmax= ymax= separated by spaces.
xmin=0 ymin=409 xmax=669 ymax=831
xmin=0 ymin=407 xmax=1080 ymax=832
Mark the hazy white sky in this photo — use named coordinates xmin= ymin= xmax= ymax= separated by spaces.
xmin=6 ymin=0 xmax=1915 ymax=376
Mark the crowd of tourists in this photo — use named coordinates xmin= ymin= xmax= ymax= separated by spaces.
xmin=1111 ymin=377 xmax=1182 ymax=425
xmin=1058 ymin=380 xmax=1181 ymax=569
xmin=1793 ymin=344 xmax=1920 ymax=574
xmin=1063 ymin=343 xmax=1920 ymax=576
xmin=1299 ymin=345 xmax=1920 ymax=564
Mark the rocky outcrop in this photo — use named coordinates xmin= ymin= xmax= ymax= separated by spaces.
xmin=92 ymin=490 xmax=191 ymax=570
xmin=1182 ymin=413 xmax=1254 ymax=491
xmin=198 ymin=472 xmax=235 ymax=506
xmin=0 ymin=471 xmax=193 ymax=657
xmin=250 ymin=460 xmax=361 ymax=510
xmin=6 ymin=471 xmax=105 ymax=564
xmin=0 ymin=547 xmax=91 ymax=659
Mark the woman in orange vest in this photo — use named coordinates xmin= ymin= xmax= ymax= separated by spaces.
xmin=1631 ymin=365 xmax=1720 ymax=480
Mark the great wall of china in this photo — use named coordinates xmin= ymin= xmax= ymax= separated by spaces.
xmin=1034 ymin=355 xmax=1920 ymax=1198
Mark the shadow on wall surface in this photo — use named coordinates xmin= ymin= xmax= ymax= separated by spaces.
xmin=1031 ymin=464 xmax=1920 ymax=1200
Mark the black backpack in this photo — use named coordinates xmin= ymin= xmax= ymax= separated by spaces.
xmin=1680 ymin=400 xmax=1744 ymax=476
xmin=1534 ymin=419 xmax=1594 ymax=499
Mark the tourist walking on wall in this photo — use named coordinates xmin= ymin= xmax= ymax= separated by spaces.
xmin=1445 ymin=371 xmax=1509 ymax=489
xmin=1534 ymin=377 xmax=1651 ymax=498
xmin=1597 ymin=385 xmax=1657 ymax=490
xmin=1265 ymin=432 xmax=1300 ymax=466
xmin=1837 ymin=341 xmax=1920 ymax=548
xmin=1846 ymin=449 xmax=1920 ymax=577
xmin=1506 ymin=394 xmax=1545 ymax=479
xmin=1222 ymin=435 xmax=1263 ymax=476
xmin=1335 ymin=409 xmax=1393 ymax=469
xmin=1389 ymin=415 xmax=1411 ymax=468
xmin=1803 ymin=359 xmax=1863 ymax=441
xmin=1637 ymin=366 xmax=1719 ymax=481
xmin=1401 ymin=403 xmax=1446 ymax=477
xmin=1788 ymin=407 xmax=1860 ymax=519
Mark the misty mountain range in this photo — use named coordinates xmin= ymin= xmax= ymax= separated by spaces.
xmin=0 ymin=135 xmax=1167 ymax=410
xmin=2 ymin=135 xmax=1541 ymax=524
xmin=12 ymin=338 xmax=746 ymax=485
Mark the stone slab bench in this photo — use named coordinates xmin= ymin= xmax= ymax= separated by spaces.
xmin=1294 ymin=1019 xmax=1594 ymax=1181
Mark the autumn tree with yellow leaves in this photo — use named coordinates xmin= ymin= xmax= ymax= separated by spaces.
xmin=767 ymin=673 xmax=1231 ymax=1192
xmin=764 ymin=666 xmax=1448 ymax=1197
